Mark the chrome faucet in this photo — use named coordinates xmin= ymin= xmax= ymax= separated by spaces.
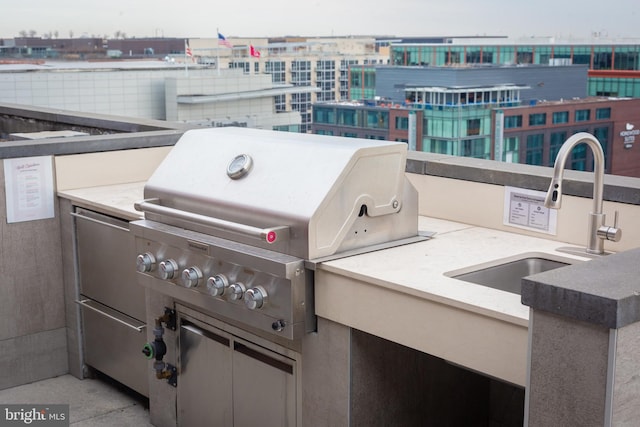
xmin=544 ymin=132 xmax=621 ymax=255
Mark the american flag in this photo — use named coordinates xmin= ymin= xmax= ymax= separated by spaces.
xmin=185 ymin=40 xmax=193 ymax=57
xmin=218 ymin=32 xmax=233 ymax=48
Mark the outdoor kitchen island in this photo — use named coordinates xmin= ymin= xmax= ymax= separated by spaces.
xmin=49 ymin=133 xmax=638 ymax=427
xmin=56 ymin=176 xmax=591 ymax=426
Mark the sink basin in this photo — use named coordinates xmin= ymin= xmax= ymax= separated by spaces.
xmin=447 ymin=255 xmax=573 ymax=295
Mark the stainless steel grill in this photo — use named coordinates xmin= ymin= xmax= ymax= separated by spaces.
xmin=131 ymin=127 xmax=420 ymax=340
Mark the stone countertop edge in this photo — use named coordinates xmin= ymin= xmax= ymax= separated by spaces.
xmin=521 ymin=247 xmax=640 ymax=329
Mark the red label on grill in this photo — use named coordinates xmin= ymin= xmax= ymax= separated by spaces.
xmin=266 ymin=231 xmax=277 ymax=244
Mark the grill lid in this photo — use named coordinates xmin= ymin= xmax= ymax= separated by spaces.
xmin=138 ymin=127 xmax=418 ymax=259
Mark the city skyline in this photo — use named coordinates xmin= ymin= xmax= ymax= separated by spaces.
xmin=4 ymin=0 xmax=640 ymax=40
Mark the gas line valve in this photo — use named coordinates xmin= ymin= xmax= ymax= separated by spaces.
xmin=142 ymin=307 xmax=177 ymax=387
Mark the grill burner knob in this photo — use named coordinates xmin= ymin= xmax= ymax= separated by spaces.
xmin=245 ymin=287 xmax=267 ymax=310
xmin=136 ymin=253 xmax=156 ymax=273
xmin=159 ymin=259 xmax=179 ymax=280
xmin=228 ymin=282 xmax=246 ymax=301
xmin=207 ymin=274 xmax=229 ymax=296
xmin=181 ymin=267 xmax=203 ymax=288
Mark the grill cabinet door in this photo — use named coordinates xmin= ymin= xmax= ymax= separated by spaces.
xmin=178 ymin=323 xmax=233 ymax=427
xmin=232 ymin=340 xmax=296 ymax=427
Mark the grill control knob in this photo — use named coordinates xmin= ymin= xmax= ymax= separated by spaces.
xmin=207 ymin=274 xmax=229 ymax=297
xmin=245 ymin=287 xmax=267 ymax=310
xmin=159 ymin=259 xmax=179 ymax=280
xmin=228 ymin=282 xmax=246 ymax=301
xmin=181 ymin=267 xmax=203 ymax=288
xmin=136 ymin=253 xmax=156 ymax=273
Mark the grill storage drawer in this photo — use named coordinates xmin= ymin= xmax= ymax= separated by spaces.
xmin=75 ymin=207 xmax=145 ymax=321
xmin=80 ymin=298 xmax=148 ymax=397
xmin=73 ymin=206 xmax=148 ymax=397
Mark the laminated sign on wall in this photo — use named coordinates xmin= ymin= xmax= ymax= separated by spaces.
xmin=3 ymin=156 xmax=55 ymax=223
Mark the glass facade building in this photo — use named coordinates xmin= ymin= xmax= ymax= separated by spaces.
xmin=390 ymin=43 xmax=640 ymax=98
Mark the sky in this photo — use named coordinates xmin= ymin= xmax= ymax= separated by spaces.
xmin=3 ymin=0 xmax=639 ymax=40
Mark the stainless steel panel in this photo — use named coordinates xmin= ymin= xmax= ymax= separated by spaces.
xmin=232 ymin=340 xmax=296 ymax=427
xmin=177 ymin=315 xmax=297 ymax=427
xmin=178 ymin=322 xmax=233 ymax=427
xmin=75 ymin=207 xmax=145 ymax=320
xmin=81 ymin=298 xmax=149 ymax=397
xmin=132 ymin=220 xmax=314 ymax=340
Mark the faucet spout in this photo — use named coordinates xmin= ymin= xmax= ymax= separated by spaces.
xmin=544 ymin=132 xmax=619 ymax=255
xmin=544 ymin=132 xmax=604 ymax=214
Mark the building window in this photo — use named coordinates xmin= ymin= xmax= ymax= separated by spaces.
xmin=365 ymin=110 xmax=388 ymax=129
xmin=274 ymin=95 xmax=286 ymax=113
xmin=265 ymin=61 xmax=286 ymax=82
xmin=596 ymin=108 xmax=611 ymax=119
xmin=461 ymin=139 xmax=488 ymax=159
xmin=230 ymin=61 xmax=250 ymax=74
xmin=291 ymin=60 xmax=311 ymax=85
xmin=313 ymin=107 xmax=335 ymax=124
xmin=504 ymin=115 xmax=522 ymax=129
xmin=265 ymin=60 xmax=286 ymax=108
xmin=395 ymin=116 xmax=409 ymax=130
xmin=466 ymin=118 xmax=481 ymax=136
xmin=525 ymin=134 xmax=544 ymax=165
xmin=575 ymin=109 xmax=591 ymax=122
xmin=432 ymin=140 xmax=453 ymax=155
xmin=337 ymin=109 xmax=358 ymax=126
xmin=316 ymin=60 xmax=336 ymax=102
xmin=529 ymin=113 xmax=547 ymax=126
xmin=502 ymin=137 xmax=519 ymax=163
xmin=552 ymin=111 xmax=569 ymax=124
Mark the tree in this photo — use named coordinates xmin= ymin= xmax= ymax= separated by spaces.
xmin=28 ymin=30 xmax=36 ymax=37
xmin=19 ymin=30 xmax=27 ymax=38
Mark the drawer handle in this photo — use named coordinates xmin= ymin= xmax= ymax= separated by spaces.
xmin=75 ymin=299 xmax=146 ymax=333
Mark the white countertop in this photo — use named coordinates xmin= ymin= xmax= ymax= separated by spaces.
xmin=57 ymin=182 xmax=589 ymax=386
xmin=58 ymin=182 xmax=145 ymax=221
xmin=318 ymin=216 xmax=589 ymax=326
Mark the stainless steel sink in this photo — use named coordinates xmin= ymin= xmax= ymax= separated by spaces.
xmin=447 ymin=255 xmax=573 ymax=295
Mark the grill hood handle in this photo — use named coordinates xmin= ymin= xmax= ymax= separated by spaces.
xmin=134 ymin=198 xmax=288 ymax=244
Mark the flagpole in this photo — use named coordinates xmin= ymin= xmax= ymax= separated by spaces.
xmin=184 ymin=39 xmax=189 ymax=77
xmin=216 ymin=28 xmax=220 ymax=76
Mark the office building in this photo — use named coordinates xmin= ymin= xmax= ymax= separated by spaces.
xmin=389 ymin=37 xmax=640 ymax=98
xmin=312 ymin=65 xmax=640 ymax=177
xmin=1 ymin=36 xmax=388 ymax=133
xmin=186 ymin=36 xmax=388 ymax=132
xmin=0 ymin=61 xmax=311 ymax=131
